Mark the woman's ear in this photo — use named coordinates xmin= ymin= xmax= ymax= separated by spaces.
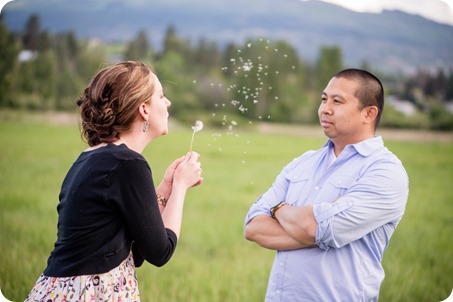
xmin=138 ymin=102 xmax=149 ymax=121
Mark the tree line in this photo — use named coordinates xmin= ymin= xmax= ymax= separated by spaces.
xmin=1 ymin=14 xmax=452 ymax=130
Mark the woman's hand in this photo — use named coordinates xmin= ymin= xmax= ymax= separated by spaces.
xmin=163 ymin=156 xmax=186 ymax=185
xmin=160 ymin=152 xmax=203 ymax=238
xmin=173 ymin=152 xmax=203 ymax=189
xmin=157 ymin=155 xmax=186 ymax=199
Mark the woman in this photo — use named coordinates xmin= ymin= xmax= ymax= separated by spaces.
xmin=25 ymin=61 xmax=203 ymax=301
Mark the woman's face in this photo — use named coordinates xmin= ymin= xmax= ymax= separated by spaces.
xmin=147 ymin=73 xmax=171 ymax=138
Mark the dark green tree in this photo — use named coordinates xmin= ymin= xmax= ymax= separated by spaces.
xmin=222 ymin=42 xmax=238 ymax=78
xmin=124 ymin=30 xmax=151 ymax=61
xmin=445 ymin=70 xmax=453 ymax=101
xmin=194 ymin=38 xmax=221 ymax=70
xmin=160 ymin=25 xmax=192 ymax=61
xmin=225 ymin=39 xmax=307 ymax=122
xmin=65 ymin=31 xmax=79 ymax=59
xmin=0 ymin=14 xmax=20 ymax=107
xmin=23 ymin=14 xmax=40 ymax=51
xmin=315 ymin=46 xmax=343 ymax=91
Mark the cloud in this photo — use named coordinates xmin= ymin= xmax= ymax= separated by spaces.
xmin=440 ymin=0 xmax=453 ymax=11
xmin=318 ymin=0 xmax=453 ymax=25
xmin=0 ymin=0 xmax=14 ymax=13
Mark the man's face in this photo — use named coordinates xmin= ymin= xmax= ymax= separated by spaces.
xmin=318 ymin=76 xmax=369 ymax=147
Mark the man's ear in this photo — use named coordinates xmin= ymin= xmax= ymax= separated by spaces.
xmin=364 ymin=106 xmax=378 ymax=125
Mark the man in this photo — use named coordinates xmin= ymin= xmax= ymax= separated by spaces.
xmin=244 ymin=69 xmax=409 ymax=301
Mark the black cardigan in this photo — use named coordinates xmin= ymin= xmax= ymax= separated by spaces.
xmin=43 ymin=143 xmax=177 ymax=277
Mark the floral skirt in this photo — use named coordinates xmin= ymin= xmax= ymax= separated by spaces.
xmin=25 ymin=251 xmax=139 ymax=302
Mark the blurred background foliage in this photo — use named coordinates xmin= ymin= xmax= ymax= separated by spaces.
xmin=1 ymin=14 xmax=453 ymax=130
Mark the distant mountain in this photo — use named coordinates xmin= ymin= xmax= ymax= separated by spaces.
xmin=2 ymin=0 xmax=453 ymax=74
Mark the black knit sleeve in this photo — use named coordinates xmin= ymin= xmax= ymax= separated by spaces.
xmin=109 ymin=158 xmax=178 ymax=267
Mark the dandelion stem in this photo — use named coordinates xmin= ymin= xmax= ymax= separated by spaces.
xmin=190 ymin=130 xmax=196 ymax=152
xmin=189 ymin=120 xmax=203 ymax=152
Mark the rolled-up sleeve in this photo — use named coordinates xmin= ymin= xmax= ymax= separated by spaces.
xmin=314 ymin=159 xmax=409 ymax=250
xmin=244 ymin=173 xmax=289 ymax=227
xmin=244 ymin=155 xmax=309 ymax=227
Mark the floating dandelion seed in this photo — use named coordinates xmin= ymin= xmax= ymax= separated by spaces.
xmin=205 ymin=39 xmax=288 ymax=159
xmin=190 ymin=120 xmax=203 ymax=152
xmin=243 ymin=63 xmax=253 ymax=72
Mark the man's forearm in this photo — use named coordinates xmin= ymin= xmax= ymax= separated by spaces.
xmin=244 ymin=215 xmax=304 ymax=250
xmin=275 ymin=204 xmax=317 ymax=247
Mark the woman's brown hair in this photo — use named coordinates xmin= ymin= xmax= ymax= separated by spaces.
xmin=76 ymin=61 xmax=155 ymax=146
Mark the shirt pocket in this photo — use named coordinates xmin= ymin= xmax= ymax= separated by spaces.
xmin=317 ymin=174 xmax=357 ymax=203
xmin=284 ymin=171 xmax=311 ymax=204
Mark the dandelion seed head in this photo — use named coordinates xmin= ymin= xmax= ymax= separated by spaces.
xmin=192 ymin=120 xmax=204 ymax=132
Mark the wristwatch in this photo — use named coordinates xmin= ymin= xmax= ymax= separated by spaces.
xmin=270 ymin=201 xmax=287 ymax=219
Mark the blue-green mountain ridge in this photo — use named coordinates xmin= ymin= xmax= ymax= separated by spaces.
xmin=3 ymin=0 xmax=453 ymax=74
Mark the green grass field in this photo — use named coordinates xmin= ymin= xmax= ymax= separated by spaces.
xmin=0 ymin=115 xmax=452 ymax=301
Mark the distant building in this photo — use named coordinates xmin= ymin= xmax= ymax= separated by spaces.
xmin=445 ymin=102 xmax=453 ymax=114
xmin=18 ymin=50 xmax=37 ymax=62
xmin=387 ymin=95 xmax=418 ymax=116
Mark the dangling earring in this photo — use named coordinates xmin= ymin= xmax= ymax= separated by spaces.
xmin=142 ymin=121 xmax=150 ymax=132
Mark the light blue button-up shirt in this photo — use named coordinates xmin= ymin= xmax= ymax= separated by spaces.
xmin=244 ymin=136 xmax=409 ymax=301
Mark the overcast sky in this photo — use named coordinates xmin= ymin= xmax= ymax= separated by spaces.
xmin=1 ymin=0 xmax=452 ymax=26
xmin=317 ymin=0 xmax=453 ymax=26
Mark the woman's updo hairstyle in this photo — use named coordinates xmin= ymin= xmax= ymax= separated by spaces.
xmin=76 ymin=61 xmax=155 ymax=146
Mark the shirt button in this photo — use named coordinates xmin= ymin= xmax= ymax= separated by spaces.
xmin=280 ymin=262 xmax=284 ymax=266
xmin=314 ymin=186 xmax=319 ymax=191
xmin=276 ymin=290 xmax=281 ymax=295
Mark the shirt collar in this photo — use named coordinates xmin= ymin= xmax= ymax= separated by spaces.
xmin=324 ymin=136 xmax=384 ymax=157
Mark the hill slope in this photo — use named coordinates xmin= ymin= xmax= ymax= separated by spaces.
xmin=3 ymin=0 xmax=453 ymax=74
